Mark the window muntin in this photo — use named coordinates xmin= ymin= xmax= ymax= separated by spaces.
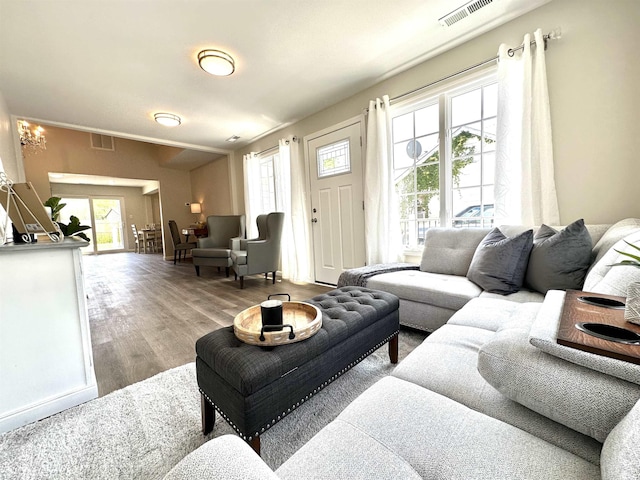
xmin=391 ymin=75 xmax=497 ymax=249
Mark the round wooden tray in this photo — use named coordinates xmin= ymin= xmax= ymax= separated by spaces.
xmin=233 ymin=301 xmax=322 ymax=346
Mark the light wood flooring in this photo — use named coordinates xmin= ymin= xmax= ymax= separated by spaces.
xmin=83 ymin=252 xmax=332 ymax=396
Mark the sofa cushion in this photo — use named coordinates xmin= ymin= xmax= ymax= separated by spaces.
xmin=276 ymin=377 xmax=600 ymax=480
xmin=583 ymin=230 xmax=640 ymax=297
xmin=393 ymin=319 xmax=602 ymax=464
xmin=479 ymin=289 xmax=544 ymax=304
xmin=601 ymin=398 xmax=640 ymax=480
xmin=419 ymin=227 xmax=490 ymax=275
xmin=163 ymin=435 xmax=279 ymax=480
xmin=477 ymin=314 xmax=640 ymax=442
xmin=529 ymin=290 xmax=640 ymax=385
xmin=525 ymin=219 xmax=592 ymax=294
xmin=366 ymin=270 xmax=482 ymax=311
xmin=467 ymin=228 xmax=533 ymax=294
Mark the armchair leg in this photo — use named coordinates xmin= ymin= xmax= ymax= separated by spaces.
xmin=195 ymin=265 xmax=200 ymax=276
xmin=225 ymin=267 xmax=230 ymax=277
xmin=240 ymin=276 xmax=244 ymax=289
xmin=173 ymin=253 xmax=177 ymax=265
xmin=272 ymin=272 xmax=276 ymax=284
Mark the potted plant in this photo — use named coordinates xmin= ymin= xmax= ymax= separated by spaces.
xmin=44 ymin=196 xmax=91 ymax=243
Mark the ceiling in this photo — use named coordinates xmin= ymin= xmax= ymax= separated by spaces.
xmin=0 ymin=0 xmax=551 ymax=160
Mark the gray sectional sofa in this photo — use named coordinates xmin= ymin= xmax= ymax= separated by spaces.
xmin=164 ymin=218 xmax=640 ymax=479
xmin=366 ymin=219 xmax=640 ymax=332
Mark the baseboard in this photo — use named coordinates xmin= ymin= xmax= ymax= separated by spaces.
xmin=0 ymin=383 xmax=98 ymax=434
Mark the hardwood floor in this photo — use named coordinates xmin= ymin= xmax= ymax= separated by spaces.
xmin=83 ymin=252 xmax=332 ymax=396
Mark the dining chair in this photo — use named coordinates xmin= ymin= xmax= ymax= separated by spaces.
xmin=231 ymin=212 xmax=284 ymax=289
xmin=168 ymin=220 xmax=197 ymax=264
xmin=192 ymin=215 xmax=246 ymax=276
xmin=131 ymin=224 xmax=143 ymax=253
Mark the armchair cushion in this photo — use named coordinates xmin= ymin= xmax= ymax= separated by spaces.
xmin=192 ymin=247 xmax=231 ymax=258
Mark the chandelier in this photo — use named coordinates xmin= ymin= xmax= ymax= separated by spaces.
xmin=17 ymin=120 xmax=46 ymax=152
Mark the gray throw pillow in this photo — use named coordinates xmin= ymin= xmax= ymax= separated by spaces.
xmin=467 ymin=228 xmax=533 ymax=294
xmin=525 ymin=219 xmax=592 ymax=294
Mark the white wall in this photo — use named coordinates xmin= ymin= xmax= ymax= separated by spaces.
xmin=0 ymin=89 xmax=20 ymax=181
xmin=233 ymin=0 xmax=640 ymax=225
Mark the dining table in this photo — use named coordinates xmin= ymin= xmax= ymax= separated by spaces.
xmin=140 ymin=227 xmax=162 ymax=253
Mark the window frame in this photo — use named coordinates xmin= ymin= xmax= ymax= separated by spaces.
xmin=257 ymin=151 xmax=278 ymax=215
xmin=390 ymin=67 xmax=498 ymax=253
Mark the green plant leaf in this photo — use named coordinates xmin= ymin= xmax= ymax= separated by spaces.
xmin=43 ymin=196 xmax=66 ymax=222
xmin=614 ymin=248 xmax=640 ymax=264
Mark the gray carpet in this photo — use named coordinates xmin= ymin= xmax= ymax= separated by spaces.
xmin=0 ymin=329 xmax=426 ymax=479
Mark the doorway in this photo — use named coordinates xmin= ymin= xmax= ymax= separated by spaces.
xmin=59 ymin=196 xmax=126 ymax=254
xmin=306 ymin=119 xmax=366 ymax=285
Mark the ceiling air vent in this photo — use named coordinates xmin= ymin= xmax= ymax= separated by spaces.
xmin=90 ymin=133 xmax=115 ymax=151
xmin=439 ymin=0 xmax=494 ymax=27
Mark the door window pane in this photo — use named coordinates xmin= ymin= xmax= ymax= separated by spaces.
xmin=92 ymin=198 xmax=124 ymax=252
xmin=317 ymin=139 xmax=350 ymax=177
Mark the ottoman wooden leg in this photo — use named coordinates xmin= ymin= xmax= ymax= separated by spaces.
xmin=201 ymin=394 xmax=215 ymax=434
xmin=389 ymin=333 xmax=399 ymax=364
xmin=249 ymin=436 xmax=261 ymax=455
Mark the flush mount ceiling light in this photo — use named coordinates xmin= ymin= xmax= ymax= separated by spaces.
xmin=154 ymin=112 xmax=182 ymax=127
xmin=226 ymin=135 xmax=240 ymax=142
xmin=198 ymin=49 xmax=235 ymax=76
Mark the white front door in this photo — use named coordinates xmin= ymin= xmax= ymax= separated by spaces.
xmin=307 ymin=121 xmax=366 ymax=285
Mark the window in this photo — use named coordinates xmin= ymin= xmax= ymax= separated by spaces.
xmin=258 ymin=152 xmax=277 ymax=213
xmin=391 ymin=73 xmax=497 ymax=249
xmin=317 ymin=138 xmax=351 ymax=178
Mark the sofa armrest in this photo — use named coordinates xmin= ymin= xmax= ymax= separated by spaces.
xmin=163 ymin=435 xmax=279 ymax=480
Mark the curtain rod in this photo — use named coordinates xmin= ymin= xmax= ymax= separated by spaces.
xmin=385 ymin=28 xmax=561 ymax=106
xmin=254 ymin=136 xmax=298 ymax=157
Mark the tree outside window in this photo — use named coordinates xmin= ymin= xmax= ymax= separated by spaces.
xmin=392 ymin=79 xmax=497 ymax=248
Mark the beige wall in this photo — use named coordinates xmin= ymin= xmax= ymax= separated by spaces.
xmin=189 ymin=156 xmax=233 ymax=220
xmin=233 ymin=0 xmax=640 ymax=225
xmin=21 ymin=125 xmax=194 ymax=258
xmin=50 ymin=183 xmax=152 ymax=251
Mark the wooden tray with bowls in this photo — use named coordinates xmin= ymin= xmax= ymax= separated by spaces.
xmin=234 ymin=301 xmax=322 ymax=346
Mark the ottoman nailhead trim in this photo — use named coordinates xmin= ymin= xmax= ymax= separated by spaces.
xmin=198 ymin=330 xmax=399 ymax=442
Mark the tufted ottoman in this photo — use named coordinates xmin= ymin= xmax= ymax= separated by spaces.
xmin=195 ymin=286 xmax=400 ymax=454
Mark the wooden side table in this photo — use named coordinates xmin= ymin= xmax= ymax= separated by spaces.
xmin=557 ymin=289 xmax=640 ymax=364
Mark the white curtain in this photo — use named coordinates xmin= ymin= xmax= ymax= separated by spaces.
xmin=275 ymin=137 xmax=311 ymax=283
xmin=242 ymin=152 xmax=261 ymax=238
xmin=364 ymin=95 xmax=400 ymax=264
xmin=494 ymin=28 xmax=559 ymax=226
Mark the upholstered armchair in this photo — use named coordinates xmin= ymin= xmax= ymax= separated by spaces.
xmin=231 ymin=212 xmax=284 ymax=289
xmin=192 ymin=215 xmax=246 ymax=277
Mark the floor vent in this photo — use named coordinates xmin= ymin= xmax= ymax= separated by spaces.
xmin=439 ymin=0 xmax=494 ymax=27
